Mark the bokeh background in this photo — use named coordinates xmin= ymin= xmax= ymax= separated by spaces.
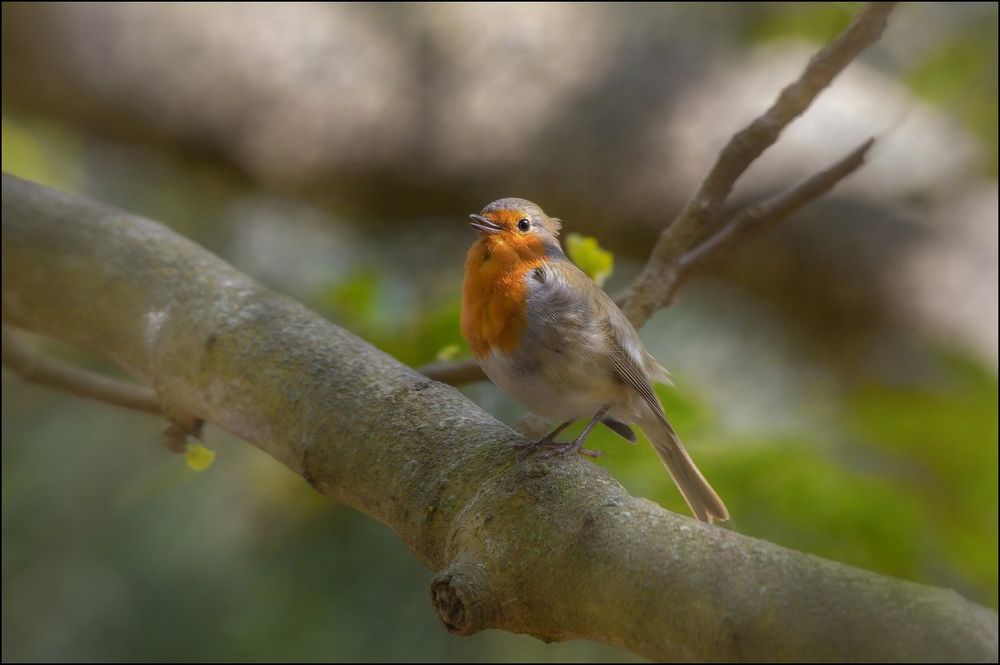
xmin=2 ymin=3 xmax=996 ymax=661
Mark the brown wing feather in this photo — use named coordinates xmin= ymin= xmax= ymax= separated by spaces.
xmin=595 ymin=295 xmax=665 ymax=418
xmin=601 ymin=306 xmax=729 ymax=523
xmin=609 ymin=342 xmax=663 ymax=417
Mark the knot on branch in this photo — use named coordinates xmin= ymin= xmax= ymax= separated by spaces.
xmin=430 ymin=561 xmax=495 ymax=636
xmin=162 ymin=417 xmax=204 ymax=453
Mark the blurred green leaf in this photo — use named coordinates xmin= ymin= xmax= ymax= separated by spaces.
xmin=566 ymin=233 xmax=614 ymax=286
xmin=743 ymin=3 xmax=857 ymax=44
xmin=849 ymin=350 xmax=998 ymax=606
xmin=185 ymin=444 xmax=216 ymax=472
xmin=655 ymin=380 xmax=713 ymax=438
xmin=703 ymin=438 xmax=929 ymax=578
xmin=320 ymin=269 xmax=382 ymax=328
xmin=407 ymin=297 xmax=466 ymax=366
xmin=1 ymin=115 xmax=81 ymax=188
xmin=906 ymin=25 xmax=999 ymax=175
xmin=435 ymin=343 xmax=463 ymax=362
xmin=317 ymin=270 xmax=466 ymax=368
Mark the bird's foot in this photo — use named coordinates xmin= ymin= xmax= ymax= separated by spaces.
xmin=510 ymin=435 xmax=553 ymax=461
xmin=510 ymin=427 xmax=604 ymax=461
xmin=534 ymin=437 xmax=604 ymax=460
xmin=510 ymin=437 xmax=547 ymax=449
xmin=510 ymin=436 xmax=552 ymax=462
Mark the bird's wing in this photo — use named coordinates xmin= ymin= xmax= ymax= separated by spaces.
xmin=596 ymin=289 xmax=668 ymax=420
xmin=533 ymin=256 xmax=671 ymax=407
xmin=593 ymin=285 xmax=672 ymax=383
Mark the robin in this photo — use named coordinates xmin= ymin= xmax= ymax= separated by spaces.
xmin=461 ymin=197 xmax=728 ymax=523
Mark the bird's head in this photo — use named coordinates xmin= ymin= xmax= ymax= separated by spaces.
xmin=468 ymin=198 xmax=562 ymax=251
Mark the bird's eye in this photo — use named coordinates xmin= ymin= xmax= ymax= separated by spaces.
xmin=517 ymin=218 xmax=531 ymax=232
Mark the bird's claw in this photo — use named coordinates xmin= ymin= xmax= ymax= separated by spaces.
xmin=511 ymin=437 xmax=604 ymax=461
xmin=510 ymin=436 xmax=551 ymax=449
xmin=536 ymin=441 xmax=604 ymax=459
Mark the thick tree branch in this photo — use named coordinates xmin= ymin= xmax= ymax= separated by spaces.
xmin=4 ymin=174 xmax=996 ymax=662
xmin=2 ymin=326 xmax=163 ymax=415
xmin=623 ymin=2 xmax=896 ymax=326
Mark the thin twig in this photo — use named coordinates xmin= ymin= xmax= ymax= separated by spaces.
xmin=623 ymin=2 xmax=896 ymax=327
xmin=2 ymin=326 xmax=162 ymax=415
xmin=676 ymin=137 xmax=876 ymax=289
xmin=419 ymin=359 xmax=486 ymax=385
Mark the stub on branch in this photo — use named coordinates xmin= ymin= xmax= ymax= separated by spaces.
xmin=430 ymin=560 xmax=497 ymax=636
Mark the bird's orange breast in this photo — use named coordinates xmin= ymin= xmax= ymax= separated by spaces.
xmin=461 ymin=236 xmax=546 ymax=359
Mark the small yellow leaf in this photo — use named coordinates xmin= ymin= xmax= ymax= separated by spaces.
xmin=565 ymin=233 xmax=614 ymax=287
xmin=185 ymin=443 xmax=216 ymax=471
xmin=436 ymin=343 xmax=462 ymax=362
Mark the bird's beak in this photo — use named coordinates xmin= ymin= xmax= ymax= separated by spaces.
xmin=469 ymin=214 xmax=502 ymax=234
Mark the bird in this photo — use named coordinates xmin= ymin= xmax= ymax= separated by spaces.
xmin=461 ymin=197 xmax=729 ymax=523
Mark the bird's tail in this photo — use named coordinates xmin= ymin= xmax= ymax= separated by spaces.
xmin=638 ymin=410 xmax=729 ymax=524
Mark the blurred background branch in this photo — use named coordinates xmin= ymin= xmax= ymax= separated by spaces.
xmin=419 ymin=357 xmax=486 ymax=385
xmin=676 ymin=136 xmax=876 ymax=286
xmin=2 ymin=326 xmax=163 ymax=415
xmin=623 ymin=2 xmax=895 ymax=325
